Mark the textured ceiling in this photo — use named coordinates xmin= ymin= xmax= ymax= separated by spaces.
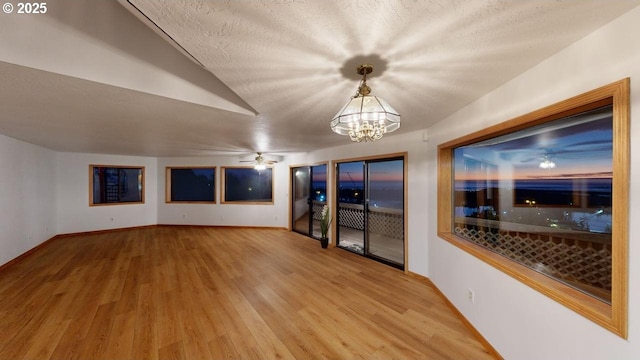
xmin=0 ymin=0 xmax=638 ymax=157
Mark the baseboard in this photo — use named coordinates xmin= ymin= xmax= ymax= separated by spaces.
xmin=56 ymin=224 xmax=289 ymax=238
xmin=407 ymin=271 xmax=503 ymax=360
xmin=0 ymin=235 xmax=60 ymax=272
xmin=157 ymin=224 xmax=288 ymax=231
xmin=55 ymin=224 xmax=158 ymax=238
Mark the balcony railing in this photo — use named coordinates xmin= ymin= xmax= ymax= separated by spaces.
xmin=335 ymin=202 xmax=403 ymax=240
xmin=454 ymin=217 xmax=611 ymax=303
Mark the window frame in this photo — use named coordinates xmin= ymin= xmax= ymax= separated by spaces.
xmin=89 ymin=165 xmax=145 ymax=206
xmin=165 ymin=166 xmax=217 ymax=204
xmin=437 ymin=79 xmax=629 ymax=338
xmin=221 ymin=166 xmax=274 ymax=205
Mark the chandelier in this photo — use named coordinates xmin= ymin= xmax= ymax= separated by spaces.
xmin=331 ymin=64 xmax=400 ymax=142
xmin=539 ymin=155 xmax=556 ymax=169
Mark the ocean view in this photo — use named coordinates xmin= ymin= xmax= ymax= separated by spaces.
xmin=454 ymin=177 xmax=612 ymax=233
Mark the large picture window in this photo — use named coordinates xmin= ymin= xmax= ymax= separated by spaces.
xmin=90 ymin=165 xmax=144 ymax=205
xmin=166 ymin=167 xmax=216 ymax=203
xmin=438 ymin=79 xmax=629 ymax=337
xmin=222 ymin=167 xmax=273 ymax=204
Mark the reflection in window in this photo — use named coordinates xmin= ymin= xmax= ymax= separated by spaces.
xmin=223 ymin=167 xmax=273 ymax=204
xmin=454 ymin=105 xmax=613 ymax=303
xmin=167 ymin=167 xmax=216 ymax=203
xmin=91 ymin=166 xmax=144 ymax=205
xmin=337 ymin=161 xmax=364 ymax=205
xmin=312 ymin=164 xmax=327 ymax=203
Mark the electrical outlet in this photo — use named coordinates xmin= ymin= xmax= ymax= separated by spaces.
xmin=467 ymin=288 xmax=475 ymax=303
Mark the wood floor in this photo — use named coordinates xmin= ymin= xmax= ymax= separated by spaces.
xmin=0 ymin=226 xmax=496 ymax=360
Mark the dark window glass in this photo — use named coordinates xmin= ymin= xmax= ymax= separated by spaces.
xmin=91 ymin=166 xmax=144 ymax=205
xmin=169 ymin=168 xmax=215 ymax=202
xmin=223 ymin=167 xmax=273 ymax=203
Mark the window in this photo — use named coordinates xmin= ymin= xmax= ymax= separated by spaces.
xmin=90 ymin=165 xmax=144 ymax=205
xmin=438 ymin=79 xmax=629 ymax=337
xmin=166 ymin=167 xmax=216 ymax=203
xmin=222 ymin=167 xmax=273 ymax=204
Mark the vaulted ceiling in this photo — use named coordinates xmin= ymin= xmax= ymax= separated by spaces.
xmin=0 ymin=0 xmax=637 ymax=157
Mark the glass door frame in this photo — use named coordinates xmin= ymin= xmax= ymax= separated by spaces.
xmin=290 ymin=163 xmax=329 ymax=241
xmin=365 ymin=157 xmax=405 ymax=267
xmin=334 ymin=153 xmax=408 ymax=270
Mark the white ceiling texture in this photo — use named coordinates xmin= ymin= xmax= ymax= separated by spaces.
xmin=0 ymin=0 xmax=638 ymax=157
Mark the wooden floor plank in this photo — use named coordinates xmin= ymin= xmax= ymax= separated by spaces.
xmin=156 ymin=290 xmax=182 ymax=349
xmin=75 ymin=301 xmax=117 ymax=360
xmin=0 ymin=291 xmax=64 ymax=360
xmin=158 ymin=340 xmax=186 ymax=360
xmin=21 ymin=315 xmax=71 ymax=360
xmin=102 ymin=311 xmax=136 ymax=360
xmin=0 ymin=226 xmax=497 ymax=359
xmin=132 ymin=283 xmax=159 ymax=360
xmin=178 ymin=306 xmax=213 ymax=360
xmin=208 ymin=334 xmax=241 ymax=360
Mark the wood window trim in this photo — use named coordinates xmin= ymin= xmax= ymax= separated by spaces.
xmin=89 ymin=165 xmax=145 ymax=206
xmin=165 ymin=166 xmax=217 ymax=204
xmin=221 ymin=166 xmax=274 ymax=205
xmin=437 ymin=79 xmax=629 ymax=338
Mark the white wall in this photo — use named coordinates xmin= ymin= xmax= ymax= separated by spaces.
xmin=427 ymin=6 xmax=640 ymax=360
xmin=55 ymin=152 xmax=158 ymax=234
xmin=156 ymin=157 xmax=290 ymax=227
xmin=0 ymin=134 xmax=56 ymax=266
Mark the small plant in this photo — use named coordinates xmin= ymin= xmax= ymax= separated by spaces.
xmin=320 ymin=204 xmax=332 ymax=238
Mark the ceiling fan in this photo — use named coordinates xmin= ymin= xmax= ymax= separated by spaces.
xmin=240 ymin=152 xmax=278 ymax=170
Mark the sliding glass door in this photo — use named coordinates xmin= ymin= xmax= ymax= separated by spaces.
xmin=292 ymin=167 xmax=311 ymax=235
xmin=336 ymin=157 xmax=405 ymax=268
xmin=336 ymin=161 xmax=365 ymax=252
xmin=291 ymin=164 xmax=327 ymax=239
xmin=366 ymin=159 xmax=404 ymax=266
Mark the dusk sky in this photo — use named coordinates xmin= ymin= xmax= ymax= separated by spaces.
xmin=311 ymin=164 xmax=327 ymax=182
xmin=338 ymin=160 xmax=403 ymax=183
xmin=455 ymin=106 xmax=613 ymax=181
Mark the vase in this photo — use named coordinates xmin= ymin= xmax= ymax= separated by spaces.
xmin=320 ymin=237 xmax=328 ymax=248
